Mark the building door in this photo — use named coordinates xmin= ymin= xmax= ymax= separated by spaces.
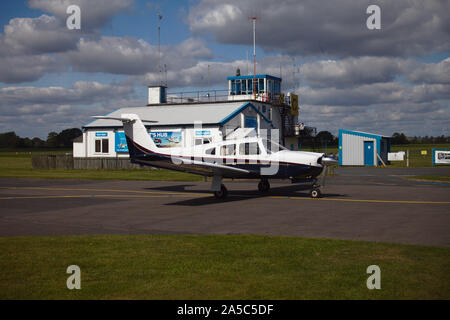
xmin=364 ymin=141 xmax=374 ymax=166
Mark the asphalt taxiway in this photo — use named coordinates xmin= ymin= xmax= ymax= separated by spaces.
xmin=0 ymin=170 xmax=449 ymax=246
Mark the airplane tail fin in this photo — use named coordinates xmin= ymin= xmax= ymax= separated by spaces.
xmin=91 ymin=114 xmax=158 ymax=157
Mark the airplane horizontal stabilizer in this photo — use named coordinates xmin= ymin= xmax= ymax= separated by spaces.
xmin=91 ymin=116 xmax=158 ymax=123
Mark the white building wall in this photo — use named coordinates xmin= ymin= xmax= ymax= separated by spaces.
xmin=342 ymin=133 xmax=377 ymax=166
xmin=73 ymin=142 xmax=85 ymax=157
xmin=76 ymin=105 xmax=277 ymax=158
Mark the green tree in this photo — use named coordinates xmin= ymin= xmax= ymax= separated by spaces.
xmin=46 ymin=132 xmax=59 ymax=148
xmin=58 ymin=128 xmax=82 ymax=148
xmin=391 ymin=132 xmax=408 ymax=145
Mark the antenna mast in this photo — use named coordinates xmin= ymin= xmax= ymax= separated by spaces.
xmin=158 ymin=13 xmax=163 ymax=85
xmin=249 ymin=16 xmax=259 ymax=98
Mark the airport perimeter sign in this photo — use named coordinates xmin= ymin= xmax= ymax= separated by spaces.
xmin=432 ymin=148 xmax=450 ymax=165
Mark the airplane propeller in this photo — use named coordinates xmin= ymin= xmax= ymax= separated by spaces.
xmin=319 ymin=156 xmax=338 ymax=187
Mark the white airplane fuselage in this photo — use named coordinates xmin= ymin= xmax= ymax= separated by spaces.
xmin=93 ymin=114 xmax=337 ymax=198
xmin=126 ymin=135 xmax=325 ymax=180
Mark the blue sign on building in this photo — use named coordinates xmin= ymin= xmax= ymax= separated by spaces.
xmin=115 ymin=132 xmax=128 ymax=152
xmin=115 ymin=131 xmax=183 ymax=152
xmin=95 ymin=132 xmax=108 ymax=137
xmin=150 ymin=131 xmax=182 ymax=148
xmin=195 ymin=130 xmax=211 ymax=136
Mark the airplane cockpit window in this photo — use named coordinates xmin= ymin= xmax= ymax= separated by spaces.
xmin=239 ymin=142 xmax=260 ymax=155
xmin=262 ymin=139 xmax=287 ymax=154
xmin=221 ymin=144 xmax=236 ymax=156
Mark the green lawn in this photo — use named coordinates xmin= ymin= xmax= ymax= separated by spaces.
xmin=0 ymin=234 xmax=448 ymax=300
xmin=0 ymin=150 xmax=202 ymax=181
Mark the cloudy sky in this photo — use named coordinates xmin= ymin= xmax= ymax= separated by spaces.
xmin=0 ymin=0 xmax=449 ymax=138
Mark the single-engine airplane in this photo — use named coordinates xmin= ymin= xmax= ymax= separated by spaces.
xmin=92 ymin=114 xmax=338 ymax=199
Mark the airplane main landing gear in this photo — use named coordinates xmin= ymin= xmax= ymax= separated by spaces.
xmin=214 ymin=184 xmax=228 ymax=199
xmin=258 ymin=179 xmax=270 ymax=193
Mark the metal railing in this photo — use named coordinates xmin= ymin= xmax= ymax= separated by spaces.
xmin=166 ymin=90 xmax=287 ymax=104
xmin=166 ymin=89 xmax=229 ymax=104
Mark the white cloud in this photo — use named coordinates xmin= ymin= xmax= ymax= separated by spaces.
xmin=62 ymin=36 xmax=213 ymax=75
xmin=407 ymin=58 xmax=450 ymax=84
xmin=0 ymin=81 xmax=134 ymax=107
xmin=28 ymin=0 xmax=134 ymax=30
xmin=188 ymin=0 xmax=450 ymax=57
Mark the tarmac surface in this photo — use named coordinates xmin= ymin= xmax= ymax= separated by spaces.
xmin=0 ymin=168 xmax=449 ymax=247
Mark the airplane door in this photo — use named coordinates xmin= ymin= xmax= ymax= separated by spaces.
xmin=364 ymin=141 xmax=374 ymax=166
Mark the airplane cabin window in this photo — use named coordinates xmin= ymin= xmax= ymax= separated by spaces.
xmin=239 ymin=142 xmax=260 ymax=155
xmin=221 ymin=144 xmax=236 ymax=156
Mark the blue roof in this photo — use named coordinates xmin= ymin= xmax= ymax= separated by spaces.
xmin=339 ymin=129 xmax=390 ymax=139
xmin=227 ymin=74 xmax=282 ymax=82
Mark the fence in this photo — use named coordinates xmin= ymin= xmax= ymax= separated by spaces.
xmin=32 ymin=155 xmax=154 ymax=170
xmin=32 ymin=155 xmax=74 ymax=170
xmin=389 ymin=148 xmax=434 ymax=167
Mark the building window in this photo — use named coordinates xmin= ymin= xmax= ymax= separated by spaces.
xmin=95 ymin=140 xmax=101 ymax=153
xmin=95 ymin=139 xmax=109 ymax=153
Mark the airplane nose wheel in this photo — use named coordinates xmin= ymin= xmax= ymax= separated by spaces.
xmin=214 ymin=184 xmax=228 ymax=199
xmin=310 ymin=187 xmax=322 ymax=198
xmin=258 ymin=180 xmax=270 ymax=193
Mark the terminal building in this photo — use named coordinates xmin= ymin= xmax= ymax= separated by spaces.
xmin=74 ymin=72 xmax=303 ymax=158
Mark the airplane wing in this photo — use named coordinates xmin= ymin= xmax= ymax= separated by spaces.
xmin=174 ymin=157 xmax=250 ymax=176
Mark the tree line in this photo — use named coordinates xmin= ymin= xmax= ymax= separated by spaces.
xmin=0 ymin=128 xmax=82 ymax=149
xmin=300 ymin=130 xmax=449 ymax=147
xmin=0 ymin=128 xmax=448 ymax=149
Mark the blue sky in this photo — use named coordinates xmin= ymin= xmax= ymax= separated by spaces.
xmin=0 ymin=0 xmax=449 ymax=138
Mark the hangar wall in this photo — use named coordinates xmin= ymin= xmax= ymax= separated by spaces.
xmin=339 ymin=129 xmax=390 ymax=166
xmin=340 ymin=132 xmax=377 ymax=166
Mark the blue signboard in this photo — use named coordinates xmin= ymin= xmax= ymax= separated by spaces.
xmin=115 ymin=131 xmax=182 ymax=152
xmin=115 ymin=132 xmax=128 ymax=152
xmin=150 ymin=131 xmax=182 ymax=148
xmin=195 ymin=130 xmax=211 ymax=136
xmin=95 ymin=132 xmax=108 ymax=137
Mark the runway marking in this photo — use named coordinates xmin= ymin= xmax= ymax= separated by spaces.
xmin=1 ymin=186 xmax=449 ymax=204
xmin=0 ymin=194 xmax=197 ymax=200
xmin=270 ymin=196 xmax=450 ymax=204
